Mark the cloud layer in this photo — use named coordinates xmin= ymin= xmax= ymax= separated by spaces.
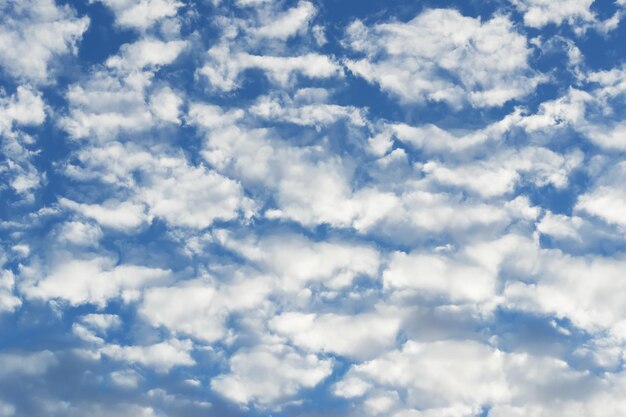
xmin=2 ymin=1 xmax=626 ymax=416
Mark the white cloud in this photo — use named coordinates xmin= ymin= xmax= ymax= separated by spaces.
xmin=518 ymin=88 xmax=591 ymax=132
xmin=63 ymin=141 xmax=254 ymax=230
xmin=0 ymin=86 xmax=47 ymax=197
xmin=0 ymin=351 xmax=57 ymax=378
xmin=73 ymin=323 xmax=105 ymax=345
xmin=139 ymin=159 xmax=254 ymax=229
xmin=511 ymin=0 xmax=595 ymax=28
xmin=149 ymin=87 xmax=183 ymax=124
xmin=388 ymin=110 xmax=523 ymax=154
xmin=384 ymin=251 xmax=496 ymax=303
xmin=211 ymin=343 xmax=332 ymax=405
xmin=60 ymin=198 xmax=149 ymax=231
xmin=61 ymin=72 xmax=154 ymax=140
xmin=335 ymin=339 xmax=597 ymax=416
xmin=0 ymin=86 xmax=46 ymax=132
xmin=81 ymin=313 xmax=122 ymax=333
xmin=94 ymin=0 xmax=182 ymax=30
xmin=99 ymin=339 xmax=194 ymax=373
xmin=192 ymin=111 xmax=539 ymax=234
xmin=504 ymin=249 xmax=626 ymax=333
xmin=581 ymin=121 xmax=626 ymax=150
xmin=139 ymin=277 xmax=270 ymax=342
xmin=250 ymin=90 xmax=366 ymax=127
xmin=236 ymin=0 xmax=271 ymax=6
xmin=200 ymin=45 xmax=341 ymax=91
xmin=419 ymin=147 xmax=583 ymax=198
xmin=110 ymin=369 xmax=142 ymax=388
xmin=187 ymin=103 xmax=245 ymax=129
xmin=106 ymin=39 xmax=187 ymax=72
xmin=252 ymin=1 xmax=316 ymax=40
xmin=214 ymin=231 xmax=380 ymax=291
xmin=22 ymin=256 xmax=170 ymax=307
xmin=38 ymin=402 xmax=165 ymax=417
xmin=0 ymin=0 xmax=88 ymax=82
xmin=383 ymin=234 xmax=537 ymax=306
xmin=586 ymin=64 xmax=626 ymax=99
xmin=364 ymin=391 xmax=400 ymax=415
xmin=190 ymin=106 xmax=365 ymax=228
xmin=195 ymin=111 xmax=495 ymax=232
xmin=57 ymin=221 xmax=104 ymax=246
xmin=487 ymin=359 xmax=623 ymax=417
xmin=576 ymin=162 xmax=626 ymax=227
xmin=61 ymin=37 xmax=186 ymax=141
xmin=344 ymin=9 xmax=542 ymax=107
xmin=335 ymin=340 xmax=510 ymax=411
xmin=0 ymin=271 xmax=21 ymax=314
xmin=356 ymin=188 xmax=514 ymax=237
xmin=269 ymin=310 xmax=400 ymax=359
xmin=537 ymin=212 xmax=583 ymax=240
xmin=577 ymin=187 xmax=626 ymax=227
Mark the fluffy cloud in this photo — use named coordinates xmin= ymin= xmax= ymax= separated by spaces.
xmin=213 ymin=230 xmax=380 ymax=291
xmin=269 ymin=310 xmax=401 ymax=359
xmin=0 ymin=271 xmax=22 ymax=314
xmin=59 ymin=198 xmax=149 ymax=231
xmin=57 ymin=221 xmax=104 ymax=246
xmin=251 ymin=1 xmax=316 ymax=40
xmin=0 ymin=86 xmax=46 ymax=197
xmin=149 ymin=87 xmax=183 ymax=124
xmin=0 ymin=0 xmax=88 ymax=82
xmin=99 ymin=339 xmax=194 ymax=373
xmin=211 ymin=344 xmax=332 ymax=405
xmin=63 ymin=142 xmax=254 ymax=230
xmin=106 ymin=39 xmax=187 ymax=72
xmin=200 ymin=46 xmax=341 ymax=91
xmin=504 ymin=249 xmax=626 ymax=333
xmin=384 ymin=251 xmax=496 ymax=303
xmin=138 ymin=160 xmax=253 ymax=229
xmin=575 ymin=162 xmax=626 ymax=227
xmin=22 ymin=256 xmax=170 ymax=307
xmin=110 ymin=369 xmax=142 ymax=388
xmin=191 ymin=105 xmax=376 ymax=228
xmin=191 ymin=105 xmax=536 ymax=234
xmin=511 ymin=0 xmax=596 ymax=28
xmin=420 ymin=147 xmax=583 ymax=198
xmin=61 ymin=37 xmax=186 ymax=141
xmin=386 ymin=111 xmax=523 ymax=155
xmin=81 ymin=313 xmax=122 ymax=333
xmin=94 ymin=0 xmax=182 ymax=30
xmin=0 ymin=86 xmax=46 ymax=132
xmin=335 ymin=339 xmax=597 ymax=416
xmin=61 ymin=72 xmax=155 ymax=140
xmin=344 ymin=9 xmax=542 ymax=107
xmin=250 ymin=89 xmax=366 ymax=127
xmin=139 ymin=277 xmax=270 ymax=342
xmin=536 ymin=211 xmax=583 ymax=240
xmin=335 ymin=340 xmax=510 ymax=412
xmin=384 ymin=234 xmax=537 ymax=306
xmin=0 ymin=351 xmax=57 ymax=378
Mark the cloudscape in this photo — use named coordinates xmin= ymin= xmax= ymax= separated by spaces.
xmin=2 ymin=0 xmax=626 ymax=416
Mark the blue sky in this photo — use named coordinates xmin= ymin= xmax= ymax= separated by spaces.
xmin=2 ymin=0 xmax=626 ymax=416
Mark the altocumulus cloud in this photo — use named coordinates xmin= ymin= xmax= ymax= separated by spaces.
xmin=2 ymin=0 xmax=626 ymax=416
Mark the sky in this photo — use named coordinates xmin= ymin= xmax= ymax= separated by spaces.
xmin=2 ymin=0 xmax=626 ymax=416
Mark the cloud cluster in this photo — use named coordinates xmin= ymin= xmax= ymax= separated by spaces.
xmin=2 ymin=1 xmax=626 ymax=417
xmin=345 ymin=9 xmax=543 ymax=107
